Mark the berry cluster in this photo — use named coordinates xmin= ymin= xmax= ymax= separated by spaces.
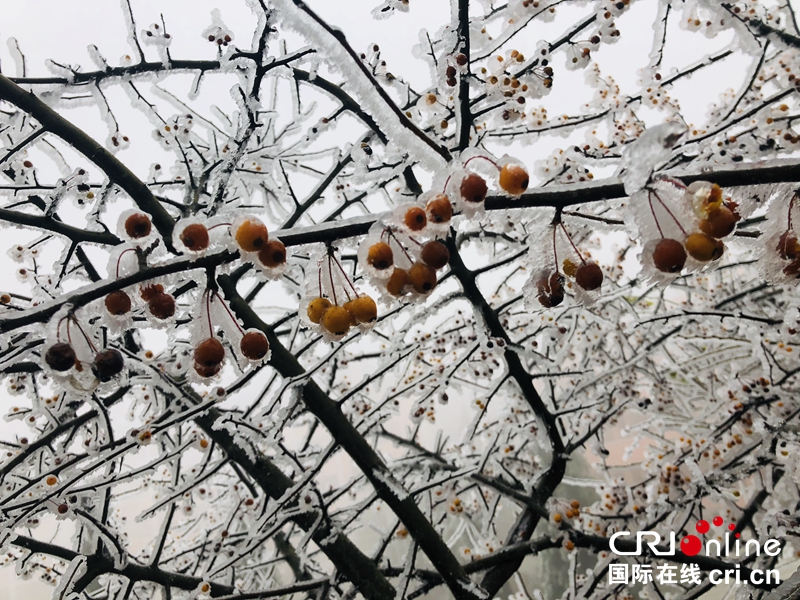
xmin=44 ymin=315 xmax=124 ymax=384
xmin=305 ymin=249 xmax=378 ymax=340
xmin=775 ymin=193 xmax=800 ymax=277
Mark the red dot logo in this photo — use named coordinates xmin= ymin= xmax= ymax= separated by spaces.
xmin=713 ymin=516 xmax=723 ymax=527
xmin=728 ymin=523 xmax=736 ymax=531
xmin=681 ymin=535 xmax=702 ymax=556
xmin=696 ymin=520 xmax=710 ymax=534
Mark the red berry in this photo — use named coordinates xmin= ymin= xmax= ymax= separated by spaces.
xmin=404 ymin=207 xmax=427 ymax=231
xmin=140 ymin=284 xmax=164 ymax=302
xmin=652 ymin=239 xmax=686 ymax=273
xmin=420 ymin=240 xmax=450 ymax=269
xmin=240 ymin=331 xmax=269 ymax=360
xmin=460 ymin=173 xmax=488 ymax=204
xmin=124 ymin=213 xmax=152 ymax=238
xmin=574 ymin=263 xmax=603 ymax=290
xmin=92 ymin=349 xmax=124 ymax=382
xmin=257 ymin=239 xmax=286 ymax=268
xmin=148 ymin=293 xmax=175 ymax=320
xmin=179 ymin=223 xmax=210 ymax=251
xmin=426 ymin=195 xmax=453 ymax=223
xmin=536 ymin=272 xmax=564 ymax=307
xmin=194 ymin=338 xmax=225 ymax=376
xmin=105 ymin=290 xmax=132 ymax=315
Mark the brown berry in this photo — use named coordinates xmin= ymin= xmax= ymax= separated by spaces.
xmin=45 ymin=343 xmax=77 ymax=372
xmin=194 ymin=338 xmax=225 ymax=376
xmin=685 ymin=232 xmax=723 ymax=262
xmin=408 ymin=262 xmax=437 ymax=294
xmin=240 ymin=331 xmax=269 ymax=360
xmin=777 ymin=231 xmax=800 ymax=259
xmin=404 ymin=207 xmax=427 ymax=231
xmin=426 ymin=194 xmax=453 ymax=223
xmin=148 ymin=293 xmax=176 ymax=320
xmin=652 ymin=238 xmax=686 ymax=273
xmin=92 ymin=348 xmax=124 ymax=382
xmin=536 ymin=272 xmax=564 ymax=308
xmin=460 ymin=173 xmax=488 ymax=204
xmin=140 ymin=284 xmax=164 ymax=302
xmin=322 ymin=305 xmax=352 ymax=336
xmin=307 ymin=297 xmax=332 ymax=324
xmin=124 ymin=213 xmax=152 ymax=238
xmin=179 ymin=223 xmax=210 ymax=251
xmin=386 ymin=268 xmax=409 ymax=296
xmin=235 ymin=218 xmax=269 ymax=252
xmin=498 ymin=164 xmax=529 ymax=196
xmin=104 ymin=290 xmax=132 ymax=315
xmin=257 ymin=239 xmax=286 ymax=268
xmin=367 ymin=242 xmax=394 ymax=270
xmin=699 ymin=205 xmax=738 ymax=238
xmin=784 ymin=258 xmax=800 ymax=277
xmin=344 ymin=295 xmax=378 ymax=324
xmin=420 ymin=240 xmax=450 ymax=269
xmin=574 ymin=262 xmax=603 ymax=290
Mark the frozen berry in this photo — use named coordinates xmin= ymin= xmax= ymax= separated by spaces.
xmin=92 ymin=348 xmax=124 ymax=382
xmin=45 ymin=343 xmax=76 ymax=372
xmin=344 ymin=295 xmax=378 ymax=324
xmin=322 ymin=306 xmax=352 ymax=336
xmin=460 ymin=173 xmax=488 ymax=204
xmin=777 ymin=231 xmax=800 ymax=260
xmin=426 ymin=195 xmax=453 ymax=223
xmin=240 ymin=331 xmax=269 ymax=360
xmin=105 ymin=290 xmax=132 ymax=315
xmin=404 ymin=207 xmax=427 ymax=231
xmin=148 ymin=293 xmax=176 ymax=320
xmin=685 ymin=232 xmax=723 ymax=262
xmin=652 ymin=238 xmax=686 ymax=273
xmin=784 ymin=258 xmax=800 ymax=277
xmin=699 ymin=205 xmax=738 ymax=238
xmin=258 ymin=239 xmax=287 ymax=268
xmin=536 ymin=272 xmax=564 ymax=308
xmin=367 ymin=242 xmax=393 ymax=270
xmin=235 ymin=218 xmax=269 ymax=252
xmin=420 ymin=240 xmax=450 ymax=269
xmin=140 ymin=284 xmax=164 ymax=301
xmin=386 ymin=268 xmax=409 ymax=296
xmin=125 ymin=213 xmax=152 ymax=238
xmin=307 ymin=297 xmax=332 ymax=324
xmin=574 ymin=262 xmax=603 ymax=290
xmin=179 ymin=223 xmax=210 ymax=251
xmin=408 ymin=262 xmax=437 ymax=294
xmin=498 ymin=164 xmax=529 ymax=196
xmin=194 ymin=338 xmax=225 ymax=376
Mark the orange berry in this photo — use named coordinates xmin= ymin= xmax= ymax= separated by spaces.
xmin=420 ymin=240 xmax=450 ymax=269
xmin=344 ymin=295 xmax=378 ymax=324
xmin=498 ymin=164 xmax=529 ymax=196
xmin=139 ymin=284 xmax=164 ymax=301
xmin=257 ymin=239 xmax=286 ymax=268
xmin=179 ymin=223 xmax=210 ymax=251
xmin=404 ymin=207 xmax=427 ymax=231
xmin=367 ymin=242 xmax=394 ymax=270
xmin=45 ymin=476 xmax=58 ymax=486
xmin=408 ymin=262 xmax=437 ymax=294
xmin=386 ymin=268 xmax=409 ymax=296
xmin=322 ymin=305 xmax=352 ymax=336
xmin=571 ymin=500 xmax=580 ymax=509
xmin=699 ymin=205 xmax=738 ymax=238
xmin=105 ymin=290 xmax=132 ymax=315
xmin=124 ymin=213 xmax=152 ymax=238
xmin=553 ymin=513 xmax=563 ymax=523
xmin=574 ymin=262 xmax=603 ymax=290
xmin=460 ymin=173 xmax=488 ymax=204
xmin=685 ymin=232 xmax=723 ymax=262
xmin=652 ymin=238 xmax=686 ymax=273
xmin=194 ymin=338 xmax=225 ymax=376
xmin=235 ymin=218 xmax=269 ymax=252
xmin=307 ymin=297 xmax=332 ymax=324
xmin=45 ymin=343 xmax=76 ymax=372
xmin=240 ymin=331 xmax=269 ymax=360
xmin=562 ymin=258 xmax=577 ymax=277
xmin=92 ymin=348 xmax=124 ymax=382
xmin=426 ymin=194 xmax=453 ymax=223
xmin=537 ymin=272 xmax=563 ymax=307
xmin=148 ymin=293 xmax=176 ymax=320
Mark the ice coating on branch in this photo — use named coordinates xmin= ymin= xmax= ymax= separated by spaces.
xmin=268 ymin=0 xmax=447 ymax=172
xmin=620 ymin=122 xmax=687 ymax=195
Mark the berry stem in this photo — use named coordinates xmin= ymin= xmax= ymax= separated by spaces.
xmin=326 ymin=254 xmax=338 ymax=306
xmin=552 ymin=225 xmax=560 ymax=274
xmin=115 ymin=248 xmax=137 ymax=279
xmin=442 ymin=174 xmax=452 ymax=193
xmin=650 ymin=189 xmax=687 ymax=236
xmin=212 ymin=291 xmax=245 ymax=334
xmin=647 ymin=191 xmax=665 ymax=238
xmin=330 ymin=253 xmax=357 ymax=300
xmin=205 ymin=289 xmax=214 ymax=339
xmin=464 ymin=155 xmax=500 ymax=170
xmin=207 ymin=222 xmax=232 ymax=231
xmin=387 ymin=229 xmax=414 ymax=264
xmin=788 ymin=193 xmax=797 ymax=230
xmin=559 ymin=223 xmax=586 ymax=265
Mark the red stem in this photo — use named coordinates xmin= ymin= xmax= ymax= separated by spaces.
xmin=464 ymin=155 xmax=500 ymax=170
xmin=647 ymin=191 xmax=665 ymax=238
xmin=559 ymin=223 xmax=586 ymax=265
xmin=115 ymin=248 xmax=137 ymax=279
xmin=213 ymin=291 xmax=245 ymax=334
xmin=651 ymin=189 xmax=687 ymax=236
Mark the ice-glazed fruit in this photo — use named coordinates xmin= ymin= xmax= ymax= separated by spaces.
xmin=408 ymin=262 xmax=437 ymax=294
xmin=460 ymin=173 xmax=488 ymax=204
xmin=652 ymin=238 xmax=687 ymax=273
xmin=344 ymin=296 xmax=378 ymax=324
xmin=179 ymin=223 xmax=210 ymax=251
xmin=404 ymin=207 xmax=427 ymax=232
xmin=105 ymin=290 xmax=132 ymax=315
xmin=307 ymin=297 xmax=332 ymax=324
xmin=258 ymin=239 xmax=286 ymax=268
xmin=498 ymin=164 xmax=529 ymax=196
xmin=125 ymin=213 xmax=152 ymax=239
xmin=240 ymin=331 xmax=269 ymax=360
xmin=322 ymin=305 xmax=352 ymax=336
xmin=574 ymin=262 xmax=603 ymax=291
xmin=420 ymin=240 xmax=450 ymax=269
xmin=426 ymin=194 xmax=453 ymax=223
xmin=45 ymin=343 xmax=77 ymax=372
xmin=92 ymin=348 xmax=124 ymax=382
xmin=367 ymin=242 xmax=394 ymax=270
xmin=234 ymin=218 xmax=269 ymax=252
